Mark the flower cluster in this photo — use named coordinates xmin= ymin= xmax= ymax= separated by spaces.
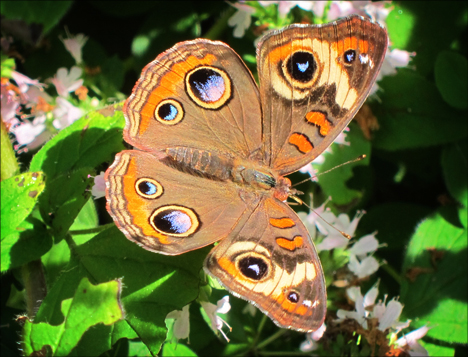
xmin=1 ymin=33 xmax=90 ymax=153
xmin=297 ymin=204 xmax=431 ymax=355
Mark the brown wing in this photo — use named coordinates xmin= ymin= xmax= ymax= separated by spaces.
xmin=124 ymin=39 xmax=263 ymax=161
xmin=257 ymin=15 xmax=388 ymax=174
xmin=205 ymin=196 xmax=326 ymax=332
xmin=105 ymin=150 xmax=259 ymax=255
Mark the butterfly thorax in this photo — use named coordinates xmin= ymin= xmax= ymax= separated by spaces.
xmin=165 ymin=146 xmax=290 ymax=196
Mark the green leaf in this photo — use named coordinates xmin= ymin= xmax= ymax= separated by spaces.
xmin=373 ymin=69 xmax=467 ymax=150
xmin=1 ymin=217 xmax=52 ymax=272
xmin=0 ymin=1 xmax=73 ymax=35
xmin=316 ymin=123 xmax=371 ymax=205
xmin=442 ymin=138 xmax=468 ymax=227
xmin=1 ymin=172 xmax=45 ymax=240
xmin=401 ymin=209 xmax=467 ymax=344
xmin=41 ymin=199 xmax=99 ymax=287
xmin=35 ymin=226 xmax=207 ymax=356
xmin=128 ymin=340 xmax=152 ymax=356
xmin=38 ymin=168 xmax=93 ymax=239
xmin=386 ymin=4 xmax=416 ymax=49
xmin=162 ymin=343 xmax=197 ymax=356
xmin=1 ymin=56 xmax=16 ymax=78
xmin=420 ymin=340 xmax=455 ymax=357
xmin=435 ymin=51 xmax=468 ymax=110
xmin=29 ymin=105 xmax=125 ymax=238
xmin=30 ymin=104 xmax=125 ymax=177
xmin=22 ymin=277 xmax=124 ymax=356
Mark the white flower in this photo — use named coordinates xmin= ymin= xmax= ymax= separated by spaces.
xmin=336 ymin=285 xmax=411 ymax=333
xmin=91 ymin=171 xmax=106 ymax=199
xmin=166 ymin=304 xmax=190 ymax=341
xmin=316 ymin=211 xmax=365 ymax=251
xmin=347 ymin=233 xmax=380 ymax=278
xmin=327 ymin=1 xmax=357 ymax=20
xmin=1 ymin=85 xmax=20 ymax=124
xmin=336 ymin=285 xmax=377 ymax=328
xmin=61 ymin=33 xmax=88 ymax=64
xmin=52 ymin=97 xmax=83 ymax=129
xmin=10 ymin=115 xmax=50 ymax=151
xmin=200 ymin=296 xmax=232 ymax=341
xmin=11 ymin=70 xmax=45 ymax=93
xmin=348 ymin=254 xmax=379 ymax=278
xmin=228 ymin=3 xmax=255 ymax=38
xmin=395 ymin=325 xmax=432 ymax=356
xmin=363 ymin=1 xmax=392 ymax=25
xmin=51 ymin=67 xmax=84 ymax=98
xmin=348 ymin=233 xmax=379 ymax=257
xmin=300 ymin=322 xmax=326 ymax=352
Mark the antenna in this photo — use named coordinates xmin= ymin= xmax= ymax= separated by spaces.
xmin=292 ymin=154 xmax=367 ymax=188
xmin=289 ymin=194 xmax=351 ymax=240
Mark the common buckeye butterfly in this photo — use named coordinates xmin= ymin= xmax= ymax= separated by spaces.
xmin=105 ymin=15 xmax=388 ymax=332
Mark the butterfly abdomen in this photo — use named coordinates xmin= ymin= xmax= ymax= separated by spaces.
xmin=165 ymin=146 xmax=233 ymax=181
xmin=165 ymin=146 xmax=281 ymax=194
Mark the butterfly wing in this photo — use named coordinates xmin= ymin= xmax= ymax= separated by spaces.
xmin=105 ymin=150 xmax=259 ymax=254
xmin=257 ymin=15 xmax=388 ymax=174
xmin=124 ymin=39 xmax=263 ymax=161
xmin=205 ymin=196 xmax=326 ymax=332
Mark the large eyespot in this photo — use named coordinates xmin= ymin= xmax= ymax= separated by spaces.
xmin=150 ymin=205 xmax=199 ymax=237
xmin=284 ymin=51 xmax=317 ymax=84
xmin=344 ymin=49 xmax=356 ymax=65
xmin=135 ymin=178 xmax=163 ymax=199
xmin=185 ymin=66 xmax=231 ymax=109
xmin=237 ymin=254 xmax=269 ymax=281
xmin=155 ymin=99 xmax=184 ymax=125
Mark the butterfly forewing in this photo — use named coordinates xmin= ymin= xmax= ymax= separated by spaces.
xmin=257 ymin=15 xmax=388 ymax=174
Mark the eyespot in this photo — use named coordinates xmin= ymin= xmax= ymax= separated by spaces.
xmin=285 ymin=51 xmax=316 ymax=84
xmin=237 ymin=255 xmax=269 ymax=281
xmin=155 ymin=99 xmax=184 ymax=125
xmin=185 ymin=66 xmax=231 ymax=109
xmin=344 ymin=49 xmax=356 ymax=65
xmin=150 ymin=205 xmax=199 ymax=237
xmin=135 ymin=178 xmax=163 ymax=199
xmin=286 ymin=290 xmax=300 ymax=304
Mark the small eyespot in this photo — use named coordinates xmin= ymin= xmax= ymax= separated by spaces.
xmin=285 ymin=51 xmax=316 ymax=83
xmin=344 ymin=49 xmax=356 ymax=64
xmin=287 ymin=291 xmax=300 ymax=304
xmin=135 ymin=178 xmax=163 ymax=199
xmin=150 ymin=205 xmax=199 ymax=237
xmin=155 ymin=99 xmax=184 ymax=125
xmin=186 ymin=66 xmax=231 ymax=109
xmin=238 ymin=256 xmax=269 ymax=280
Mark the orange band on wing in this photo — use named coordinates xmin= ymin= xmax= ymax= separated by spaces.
xmin=139 ymin=53 xmax=217 ymax=134
xmin=270 ymin=217 xmax=296 ymax=229
xmin=305 ymin=111 xmax=332 ymax=136
xmin=276 ymin=236 xmax=304 ymax=251
xmin=289 ymin=133 xmax=313 ymax=154
xmin=123 ymin=157 xmax=170 ymax=244
xmin=332 ymin=36 xmax=369 ymax=56
xmin=274 ymin=292 xmax=309 ymax=315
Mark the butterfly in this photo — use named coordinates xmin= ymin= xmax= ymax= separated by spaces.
xmin=105 ymin=15 xmax=388 ymax=332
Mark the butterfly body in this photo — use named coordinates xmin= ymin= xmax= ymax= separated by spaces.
xmin=106 ymin=15 xmax=388 ymax=332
